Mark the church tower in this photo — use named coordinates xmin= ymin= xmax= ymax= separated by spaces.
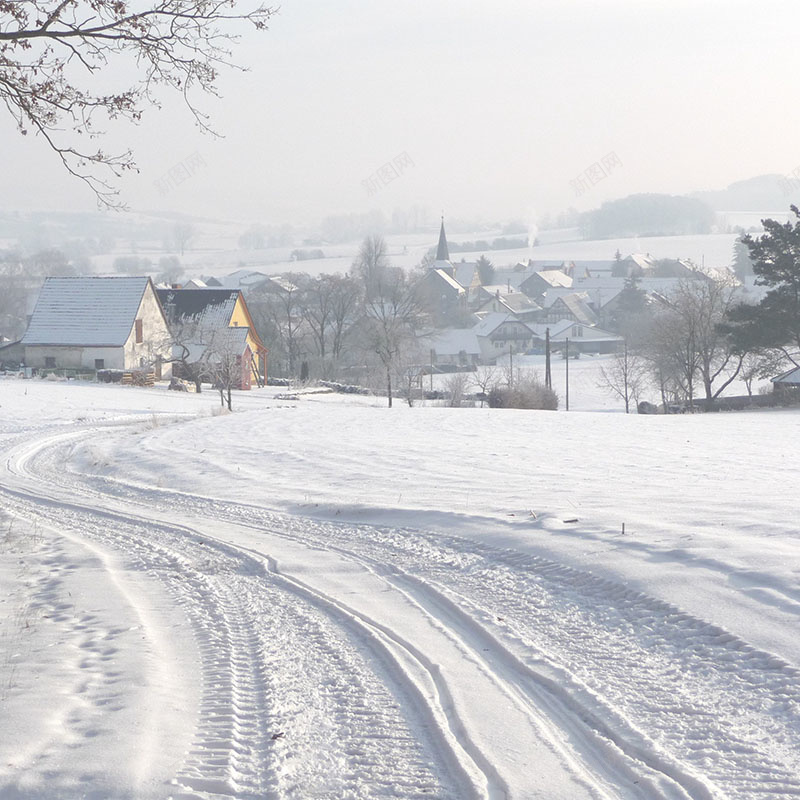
xmin=436 ymin=216 xmax=450 ymax=262
xmin=432 ymin=215 xmax=454 ymax=277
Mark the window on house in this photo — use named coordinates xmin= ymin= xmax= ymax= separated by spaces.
xmin=233 ymin=321 xmax=239 ymax=326
xmin=95 ymin=359 xmax=105 ymax=369
xmin=135 ymin=318 xmax=143 ymax=343
xmin=45 ymin=356 xmax=56 ymax=368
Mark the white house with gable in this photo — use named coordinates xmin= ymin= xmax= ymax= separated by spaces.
xmin=21 ymin=276 xmax=172 ymax=376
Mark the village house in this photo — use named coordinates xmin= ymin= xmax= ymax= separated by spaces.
xmin=418 ymin=268 xmax=467 ymax=324
xmin=475 ymin=289 xmax=541 ymax=322
xmin=156 ymin=287 xmax=267 ymax=388
xmin=539 ymin=292 xmax=599 ymax=326
xmin=519 ymin=269 xmax=573 ymax=303
xmin=770 ymin=366 xmax=800 ymax=400
xmin=528 ymin=320 xmax=623 ymax=354
xmin=473 ymin=313 xmax=536 ymax=362
xmin=21 ymin=276 xmax=172 ymax=377
xmin=427 ymin=328 xmax=481 ymax=367
xmin=563 ymin=260 xmax=617 ymax=280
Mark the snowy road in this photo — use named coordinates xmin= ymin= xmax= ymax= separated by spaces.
xmin=3 ymin=418 xmax=800 ymax=799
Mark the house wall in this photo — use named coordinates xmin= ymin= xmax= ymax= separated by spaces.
xmin=122 ymin=283 xmax=173 ymax=377
xmin=477 ymin=322 xmax=534 ymax=362
xmin=24 ymin=345 xmax=123 ymax=370
xmin=433 ymin=351 xmax=480 ymax=367
xmin=231 ymin=296 xmax=265 ymax=384
xmin=239 ymin=346 xmax=253 ymax=390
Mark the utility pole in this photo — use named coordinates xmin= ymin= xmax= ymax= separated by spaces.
xmin=623 ymin=338 xmax=629 ymax=413
xmin=565 ymin=337 xmax=570 ymax=411
xmin=509 ymin=345 xmax=514 ymax=388
xmin=545 ymin=328 xmax=551 ymax=388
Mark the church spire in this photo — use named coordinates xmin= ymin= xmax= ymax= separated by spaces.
xmin=436 ymin=215 xmax=450 ymax=262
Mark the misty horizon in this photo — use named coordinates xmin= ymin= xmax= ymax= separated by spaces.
xmin=4 ymin=1 xmax=800 ymax=227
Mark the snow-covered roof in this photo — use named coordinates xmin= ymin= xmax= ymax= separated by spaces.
xmin=552 ymin=293 xmax=599 ymax=325
xmin=527 ymin=260 xmax=565 ymax=271
xmin=526 ymin=319 xmax=574 ymax=339
xmin=156 ymin=288 xmax=239 ymax=331
xmin=186 ymin=326 xmax=251 ymax=363
xmin=477 ymin=292 xmax=540 ymax=315
xmin=22 ymin=276 xmax=150 ymax=347
xmin=771 ymin=366 xmax=800 ymax=385
xmin=526 ymin=319 xmax=621 ymax=342
xmin=625 ymin=253 xmax=657 ymax=270
xmin=473 ymin=313 xmax=523 ymax=338
xmin=429 ymin=328 xmax=481 ymax=356
xmin=432 ymin=268 xmax=465 ymax=293
xmin=490 ymin=270 xmax=530 ymax=292
xmin=534 ymin=270 xmax=573 ymax=289
xmin=479 ymin=284 xmax=506 ymax=294
xmin=453 ymin=262 xmax=478 ymax=288
xmin=565 ymin=260 xmax=617 ymax=278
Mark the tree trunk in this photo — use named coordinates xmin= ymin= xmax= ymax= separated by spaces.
xmin=226 ymin=385 xmax=232 ymax=411
xmin=387 ymin=366 xmax=393 ymax=408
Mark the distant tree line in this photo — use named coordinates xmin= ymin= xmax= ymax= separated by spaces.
xmin=579 ymin=194 xmax=716 ymax=240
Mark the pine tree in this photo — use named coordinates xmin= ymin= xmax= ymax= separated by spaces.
xmin=476 ymin=255 xmax=495 ymax=286
xmin=724 ymin=206 xmax=800 ymax=364
xmin=732 ymin=237 xmax=754 ymax=281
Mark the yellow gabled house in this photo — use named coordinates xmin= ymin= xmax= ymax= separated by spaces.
xmin=156 ymin=287 xmax=267 ymax=388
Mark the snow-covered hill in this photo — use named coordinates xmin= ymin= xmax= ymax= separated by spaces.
xmin=1 ymin=378 xmax=799 ymax=798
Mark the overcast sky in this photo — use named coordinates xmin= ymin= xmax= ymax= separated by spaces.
xmin=3 ymin=0 xmax=800 ymax=226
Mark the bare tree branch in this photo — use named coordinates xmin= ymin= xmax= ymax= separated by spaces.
xmin=0 ymin=1 xmax=277 ymax=207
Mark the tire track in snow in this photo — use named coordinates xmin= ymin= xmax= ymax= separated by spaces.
xmin=6 ymin=427 xmax=703 ymax=798
xmin=5 ymin=427 xmax=634 ymax=799
xmin=2 ymin=436 xmax=465 ymax=799
xmin=12 ymin=425 xmax=800 ymax=799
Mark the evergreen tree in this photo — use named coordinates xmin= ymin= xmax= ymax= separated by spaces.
xmin=724 ymin=206 xmax=800 ymax=364
xmin=618 ymin=274 xmax=647 ymax=316
xmin=611 ymin=248 xmax=626 ymax=277
xmin=732 ymin=236 xmax=754 ymax=281
xmin=476 ymin=255 xmax=495 ymax=285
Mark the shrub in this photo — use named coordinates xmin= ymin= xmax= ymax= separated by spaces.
xmin=487 ymin=377 xmax=558 ymax=410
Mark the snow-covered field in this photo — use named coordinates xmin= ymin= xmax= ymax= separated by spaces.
xmin=92 ymin=230 xmax=745 ymax=282
xmin=2 ymin=376 xmax=800 ymax=799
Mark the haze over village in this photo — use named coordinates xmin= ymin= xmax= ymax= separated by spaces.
xmin=2 ymin=3 xmax=800 ymax=799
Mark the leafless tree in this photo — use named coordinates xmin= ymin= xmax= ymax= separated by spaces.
xmin=470 ymin=366 xmax=500 ymax=407
xmin=598 ymin=340 xmax=648 ymax=413
xmin=739 ymin=349 xmax=784 ymax=397
xmin=171 ymin=222 xmax=195 ymax=256
xmin=249 ymin=275 xmax=307 ymax=377
xmin=327 ymin=274 xmax=362 ymax=364
xmin=444 ymin=372 xmax=471 ymax=407
xmin=301 ymin=273 xmax=362 ymax=371
xmin=641 ymin=277 xmax=746 ymax=410
xmin=670 ymin=278 xmax=745 ymax=405
xmin=643 ymin=307 xmax=700 ymax=409
xmin=158 ymin=314 xmax=207 ymax=392
xmin=156 ymin=255 xmax=183 ymax=285
xmin=0 ymin=1 xmax=276 ymax=206
xmin=203 ymin=329 xmax=244 ymax=411
xmin=352 ymin=235 xmax=389 ymax=300
xmin=361 ymin=266 xmax=428 ymax=407
xmin=0 ymin=253 xmax=29 ymax=340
